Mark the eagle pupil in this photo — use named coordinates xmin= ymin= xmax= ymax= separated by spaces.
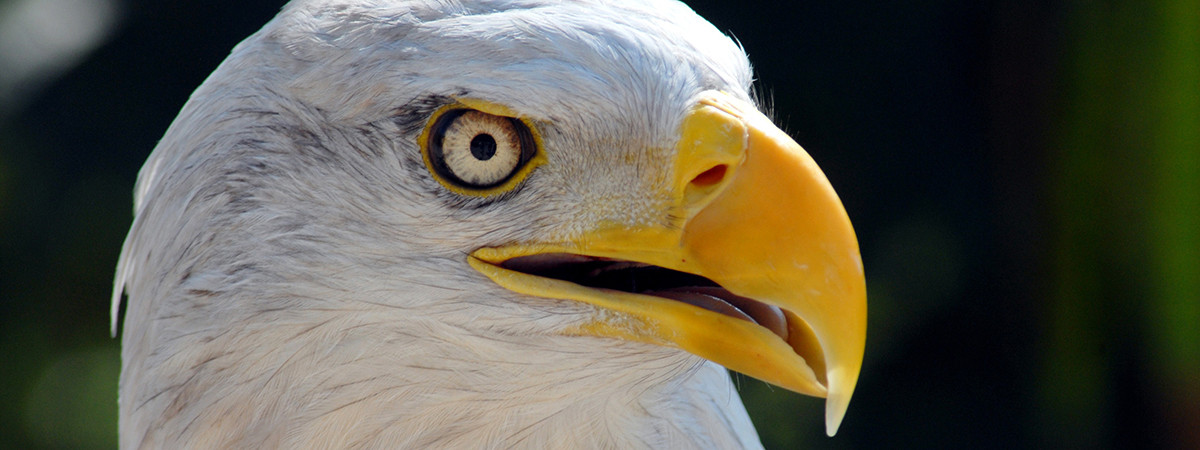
xmin=470 ymin=134 xmax=497 ymax=160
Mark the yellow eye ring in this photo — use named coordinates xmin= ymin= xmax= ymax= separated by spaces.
xmin=419 ymin=101 xmax=545 ymax=197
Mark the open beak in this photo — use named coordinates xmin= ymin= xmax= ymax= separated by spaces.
xmin=469 ymin=91 xmax=867 ymax=436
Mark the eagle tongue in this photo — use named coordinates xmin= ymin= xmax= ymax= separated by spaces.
xmin=645 ymin=287 xmax=789 ymax=341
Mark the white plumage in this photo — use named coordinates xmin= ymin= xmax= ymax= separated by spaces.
xmin=113 ymin=0 xmax=866 ymax=448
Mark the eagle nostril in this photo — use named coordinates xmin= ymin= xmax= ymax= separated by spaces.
xmin=689 ymin=164 xmax=727 ymax=187
xmin=682 ymin=164 xmax=731 ymax=213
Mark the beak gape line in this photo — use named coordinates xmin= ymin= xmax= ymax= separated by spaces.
xmin=500 ymin=253 xmax=791 ymax=340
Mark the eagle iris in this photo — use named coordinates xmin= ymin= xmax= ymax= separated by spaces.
xmin=426 ymin=109 xmax=536 ymax=189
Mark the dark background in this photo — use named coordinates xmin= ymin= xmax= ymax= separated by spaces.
xmin=1 ymin=0 xmax=1196 ymax=448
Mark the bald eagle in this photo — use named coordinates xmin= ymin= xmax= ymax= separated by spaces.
xmin=112 ymin=0 xmax=866 ymax=447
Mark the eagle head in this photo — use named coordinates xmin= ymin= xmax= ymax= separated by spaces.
xmin=113 ymin=0 xmax=866 ymax=447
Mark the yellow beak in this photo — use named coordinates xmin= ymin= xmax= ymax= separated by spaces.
xmin=469 ymin=91 xmax=867 ymax=435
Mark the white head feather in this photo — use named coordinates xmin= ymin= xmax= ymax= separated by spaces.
xmin=114 ymin=0 xmax=765 ymax=447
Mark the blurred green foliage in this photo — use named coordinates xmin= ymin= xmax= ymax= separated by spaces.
xmin=1 ymin=0 xmax=1196 ymax=448
xmin=1044 ymin=1 xmax=1199 ymax=447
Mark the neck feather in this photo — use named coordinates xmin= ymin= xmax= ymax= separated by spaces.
xmin=120 ymin=303 xmax=762 ymax=448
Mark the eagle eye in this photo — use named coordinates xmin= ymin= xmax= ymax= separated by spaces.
xmin=423 ymin=108 xmax=538 ymax=193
